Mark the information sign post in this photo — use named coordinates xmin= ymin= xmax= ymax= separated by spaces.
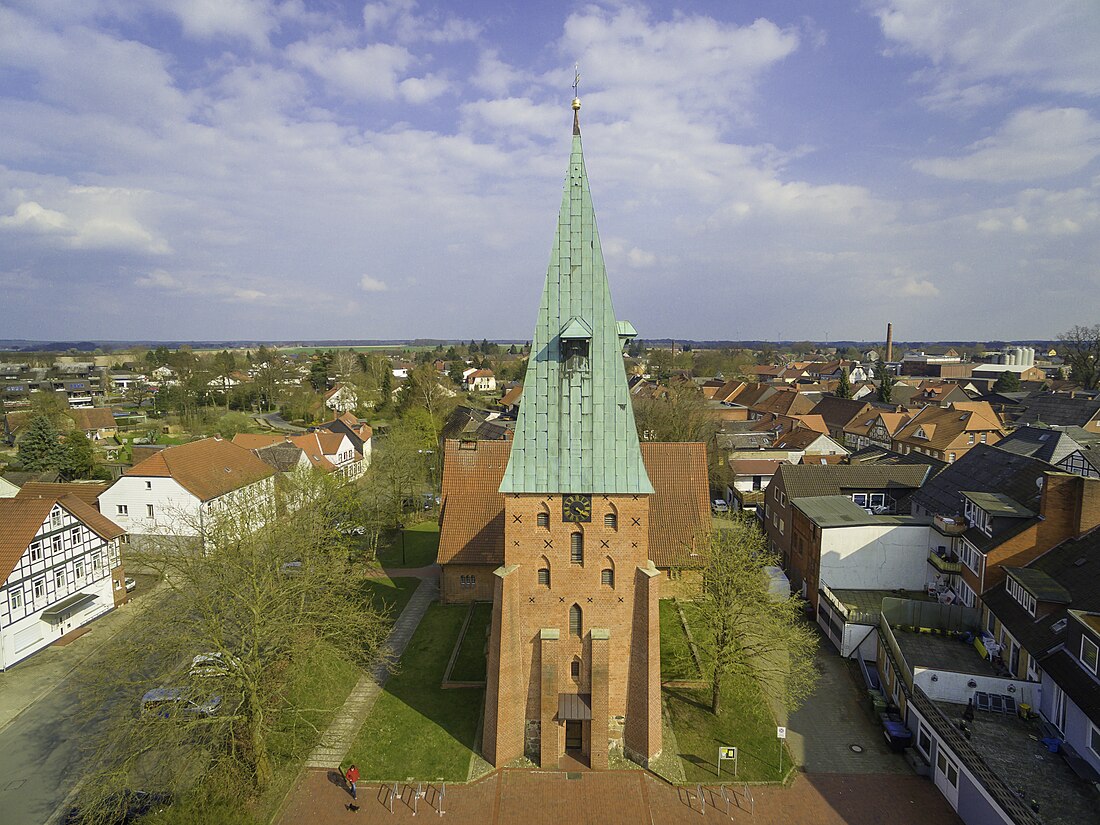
xmin=717 ymin=746 xmax=737 ymax=779
xmin=777 ymin=726 xmax=787 ymax=774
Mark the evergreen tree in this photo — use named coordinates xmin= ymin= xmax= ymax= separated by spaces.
xmin=17 ymin=415 xmax=66 ymax=471
xmin=379 ymin=369 xmax=394 ymax=407
xmin=507 ymin=343 xmax=518 ymax=355
xmin=835 ymin=367 xmax=852 ymax=399
xmin=875 ymin=361 xmax=895 ymax=404
xmin=993 ymin=370 xmax=1021 ymax=392
xmin=60 ymin=430 xmax=96 ymax=480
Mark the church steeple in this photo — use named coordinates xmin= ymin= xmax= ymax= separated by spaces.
xmin=500 ymin=96 xmax=653 ymax=495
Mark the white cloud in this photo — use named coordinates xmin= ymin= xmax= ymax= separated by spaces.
xmin=160 ymin=0 xmax=278 ymax=50
xmin=363 ymin=0 xmax=480 ymax=43
xmin=472 ymin=50 xmax=527 ymax=96
xmin=914 ymin=107 xmax=1100 ymax=182
xmin=0 ymin=201 xmax=70 ymax=234
xmin=871 ymin=0 xmax=1100 ymax=101
xmin=626 ymin=247 xmax=656 ymax=268
xmin=136 ymin=268 xmax=267 ymax=303
xmin=286 ymin=38 xmax=413 ymax=100
xmin=360 ymin=274 xmax=388 ymax=292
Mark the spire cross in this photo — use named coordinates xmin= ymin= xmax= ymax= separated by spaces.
xmin=572 ymin=64 xmax=580 ymax=98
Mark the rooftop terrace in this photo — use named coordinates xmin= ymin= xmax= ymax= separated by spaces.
xmin=934 ymin=700 xmax=1098 ymax=825
xmin=893 ymin=627 xmax=1003 ymax=678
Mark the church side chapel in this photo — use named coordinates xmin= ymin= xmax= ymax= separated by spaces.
xmin=436 ymin=87 xmax=710 ymax=770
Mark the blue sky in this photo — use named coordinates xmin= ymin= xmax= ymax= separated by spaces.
xmin=1 ymin=0 xmax=1098 ymax=343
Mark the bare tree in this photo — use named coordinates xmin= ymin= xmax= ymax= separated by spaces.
xmin=691 ymin=521 xmax=818 ymax=715
xmin=79 ymin=470 xmax=390 ymax=811
xmin=1058 ymin=324 xmax=1100 ymax=390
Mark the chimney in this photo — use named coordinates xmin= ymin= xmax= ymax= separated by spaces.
xmin=886 ymin=323 xmax=894 ymax=363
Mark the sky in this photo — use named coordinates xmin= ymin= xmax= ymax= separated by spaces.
xmin=1 ymin=0 xmax=1098 ymax=344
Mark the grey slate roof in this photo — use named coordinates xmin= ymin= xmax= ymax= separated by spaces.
xmin=1015 ymin=393 xmax=1100 ymax=427
xmin=909 ymin=444 xmax=1052 ymax=519
xmin=775 ymin=463 xmax=931 ymax=499
xmin=993 ymin=425 xmax=1087 ymax=465
xmin=847 ymin=445 xmax=948 ymax=473
xmin=500 ymin=110 xmax=652 ymax=494
xmin=793 ymin=495 xmax=930 ymax=528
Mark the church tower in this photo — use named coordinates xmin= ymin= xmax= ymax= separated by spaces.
xmin=482 ymin=91 xmax=662 ymax=769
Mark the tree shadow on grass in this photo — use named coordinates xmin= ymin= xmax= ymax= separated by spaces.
xmin=663 ymin=685 xmax=711 ymax=713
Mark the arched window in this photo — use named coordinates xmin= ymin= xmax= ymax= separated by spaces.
xmin=570 ymin=532 xmax=584 ymax=564
xmin=569 ymin=603 xmax=582 ymax=637
xmin=538 ymin=556 xmax=551 ymax=588
xmin=604 ymin=512 xmax=617 ymax=529
xmin=537 ymin=510 xmax=550 ymax=528
xmin=601 ymin=556 xmax=615 ymax=587
xmin=570 ymin=657 xmax=581 ymax=680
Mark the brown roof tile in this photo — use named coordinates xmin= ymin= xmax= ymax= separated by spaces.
xmin=16 ymin=481 xmax=109 ymax=507
xmin=436 ymin=440 xmax=710 ymax=569
xmin=0 ymin=494 xmax=123 ymax=584
xmin=67 ymin=408 xmax=116 ymax=431
xmin=125 ymin=437 xmax=275 ymax=501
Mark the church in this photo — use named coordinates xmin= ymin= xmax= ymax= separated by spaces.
xmin=436 ymin=93 xmax=710 ymax=770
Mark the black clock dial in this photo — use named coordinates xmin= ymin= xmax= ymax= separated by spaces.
xmin=562 ymin=494 xmax=592 ymax=523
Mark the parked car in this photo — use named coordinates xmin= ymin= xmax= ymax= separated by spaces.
xmin=336 ymin=522 xmax=366 ymax=536
xmin=189 ymin=652 xmax=242 ymax=678
xmin=61 ymin=790 xmax=173 ymax=824
xmin=140 ymin=687 xmax=221 ymax=718
xmin=124 ymin=576 xmax=136 ymax=592
xmin=280 ymin=561 xmax=303 ymax=576
xmin=712 ymin=499 xmax=730 ymax=514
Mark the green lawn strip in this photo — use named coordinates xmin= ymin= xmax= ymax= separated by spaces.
xmin=663 ymin=675 xmax=791 ymax=783
xmin=349 ymin=603 xmax=483 ymax=781
xmin=376 ymin=522 xmax=440 ymax=568
xmin=661 ymin=598 xmax=791 ymax=782
xmin=449 ymin=602 xmax=492 ymax=682
xmin=659 ymin=599 xmax=700 ymax=682
xmin=361 ymin=575 xmax=421 ymax=619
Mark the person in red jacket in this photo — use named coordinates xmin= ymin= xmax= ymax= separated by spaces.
xmin=345 ymin=764 xmax=359 ymax=800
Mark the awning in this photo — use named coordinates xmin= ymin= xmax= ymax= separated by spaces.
xmin=557 ymin=693 xmax=592 ymax=721
xmin=40 ymin=592 xmax=97 ymax=621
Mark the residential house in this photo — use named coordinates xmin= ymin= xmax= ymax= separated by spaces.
xmin=498 ymin=383 xmax=523 ymax=414
xmin=909 ymin=444 xmax=1100 ymax=611
xmin=233 ymin=430 xmax=365 ymax=480
xmin=891 ymin=402 xmax=1005 ymax=463
xmin=0 ymin=476 xmax=21 ymax=498
xmin=763 ymin=463 xmax=934 ymax=597
xmin=66 ymin=407 xmax=118 ymax=441
xmin=323 ymin=383 xmax=359 ymax=414
xmin=809 ymin=396 xmax=874 ymax=444
xmin=315 ymin=412 xmax=374 ymax=467
xmin=995 ymin=425 xmax=1100 ymax=480
xmin=844 ymin=409 xmax=912 ymax=452
xmin=440 ymin=406 xmax=515 ymax=444
xmin=464 ymin=369 xmax=497 ymax=393
xmin=0 ymin=492 xmax=125 ymax=669
xmin=727 ymin=459 xmax=784 ymax=514
xmin=1014 ymin=394 xmax=1100 ymax=433
xmin=99 ymin=437 xmax=276 ymax=541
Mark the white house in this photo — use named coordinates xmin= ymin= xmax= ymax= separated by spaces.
xmin=323 ymin=384 xmax=359 ymax=414
xmin=234 ymin=430 xmax=366 ymax=481
xmin=0 ymin=493 xmax=125 ymax=669
xmin=99 ymin=437 xmax=277 ymax=540
xmin=464 ymin=369 xmax=497 ymax=393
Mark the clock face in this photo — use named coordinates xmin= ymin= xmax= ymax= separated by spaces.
xmin=562 ymin=494 xmax=592 ymax=523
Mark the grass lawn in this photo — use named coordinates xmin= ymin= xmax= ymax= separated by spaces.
xmin=449 ymin=602 xmax=492 ymax=682
xmin=376 ymin=522 xmax=440 ymax=568
xmin=348 ymin=603 xmax=483 ymax=781
xmin=361 ymin=576 xmax=421 ymax=620
xmin=659 ymin=599 xmax=702 ymax=682
xmin=661 ymin=600 xmax=792 ymax=783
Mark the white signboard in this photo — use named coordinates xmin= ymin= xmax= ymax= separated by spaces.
xmin=777 ymin=726 xmax=787 ymax=739
xmin=717 ymin=746 xmax=738 ymax=778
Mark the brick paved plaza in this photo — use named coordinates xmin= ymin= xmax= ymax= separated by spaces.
xmin=277 ymin=766 xmax=962 ymax=824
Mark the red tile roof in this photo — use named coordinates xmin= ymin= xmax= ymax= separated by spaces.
xmin=67 ymin=408 xmax=116 ymax=431
xmin=436 ymin=440 xmax=710 ymax=569
xmin=125 ymin=437 xmax=275 ymax=501
xmin=16 ymin=481 xmax=109 ymax=507
xmin=0 ymin=494 xmax=123 ymax=584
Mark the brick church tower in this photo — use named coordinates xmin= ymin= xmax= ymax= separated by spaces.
xmin=481 ymin=93 xmax=663 ymax=770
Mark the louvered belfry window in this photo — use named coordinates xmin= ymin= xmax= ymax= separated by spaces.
xmin=570 ymin=532 xmax=583 ymax=564
xmin=569 ymin=604 xmax=582 ymax=637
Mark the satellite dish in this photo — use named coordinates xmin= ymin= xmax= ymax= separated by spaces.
xmin=1036 ymin=477 xmax=1044 ymax=489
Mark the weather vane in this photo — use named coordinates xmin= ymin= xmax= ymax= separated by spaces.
xmin=573 ymin=64 xmax=580 ymax=98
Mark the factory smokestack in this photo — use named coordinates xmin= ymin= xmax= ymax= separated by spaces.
xmin=886 ymin=323 xmax=894 ymax=363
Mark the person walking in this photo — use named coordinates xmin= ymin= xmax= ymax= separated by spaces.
xmin=345 ymin=764 xmax=359 ymax=800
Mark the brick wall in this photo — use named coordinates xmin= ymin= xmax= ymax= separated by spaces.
xmin=483 ymin=492 xmax=658 ymax=767
xmin=440 ymin=563 xmax=496 ymax=604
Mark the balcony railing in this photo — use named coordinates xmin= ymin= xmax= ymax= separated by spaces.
xmin=928 ymin=548 xmax=962 ymax=574
xmin=933 ymin=514 xmax=966 ymax=535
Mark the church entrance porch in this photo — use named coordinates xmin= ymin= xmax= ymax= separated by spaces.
xmin=565 ymin=719 xmax=583 ymax=750
xmin=560 ymin=720 xmax=589 ymax=770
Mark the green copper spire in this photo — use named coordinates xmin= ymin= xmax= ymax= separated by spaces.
xmin=500 ymin=99 xmax=653 ymax=495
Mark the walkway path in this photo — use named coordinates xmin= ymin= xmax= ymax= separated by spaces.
xmin=305 ymin=574 xmax=439 ymax=769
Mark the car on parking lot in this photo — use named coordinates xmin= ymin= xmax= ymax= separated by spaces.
xmin=124 ymin=576 xmax=136 ymax=592
xmin=60 ymin=790 xmax=173 ymax=824
xmin=140 ymin=687 xmax=221 ymax=718
xmin=712 ymin=499 xmax=730 ymax=514
xmin=189 ymin=652 xmax=242 ymax=677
